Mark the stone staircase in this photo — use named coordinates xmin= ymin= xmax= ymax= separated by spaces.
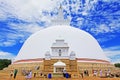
xmin=43 ymin=59 xmax=78 ymax=74
xmin=52 ymin=73 xmax=63 ymax=78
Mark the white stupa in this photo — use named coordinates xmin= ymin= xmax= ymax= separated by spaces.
xmin=14 ymin=5 xmax=109 ymax=64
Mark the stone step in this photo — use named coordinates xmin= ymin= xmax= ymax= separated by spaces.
xmin=52 ymin=73 xmax=64 ymax=78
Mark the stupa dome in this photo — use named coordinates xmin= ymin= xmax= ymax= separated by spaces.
xmin=14 ymin=25 xmax=109 ymax=63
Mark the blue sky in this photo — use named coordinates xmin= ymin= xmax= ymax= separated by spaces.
xmin=0 ymin=0 xmax=120 ymax=63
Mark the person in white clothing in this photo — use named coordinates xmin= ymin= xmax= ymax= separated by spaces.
xmin=93 ymin=70 xmax=97 ymax=76
xmin=99 ymin=69 xmax=102 ymax=77
xmin=25 ymin=70 xmax=32 ymax=80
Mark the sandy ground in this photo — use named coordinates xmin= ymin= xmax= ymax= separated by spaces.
xmin=0 ymin=71 xmax=120 ymax=80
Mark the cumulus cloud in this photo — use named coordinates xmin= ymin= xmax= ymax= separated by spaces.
xmin=0 ymin=51 xmax=15 ymax=59
xmin=0 ymin=0 xmax=61 ymax=21
xmin=0 ymin=0 xmax=120 ymax=47
xmin=103 ymin=46 xmax=120 ymax=63
xmin=97 ymin=24 xmax=110 ymax=33
xmin=0 ymin=10 xmax=7 ymax=20
xmin=0 ymin=23 xmax=44 ymax=47
xmin=1 ymin=40 xmax=16 ymax=47
xmin=10 ymin=23 xmax=44 ymax=33
xmin=0 ymin=0 xmax=64 ymax=47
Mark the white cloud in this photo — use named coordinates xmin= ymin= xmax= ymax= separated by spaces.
xmin=0 ymin=0 xmax=63 ymax=47
xmin=10 ymin=23 xmax=45 ymax=43
xmin=109 ymin=20 xmax=120 ymax=31
xmin=102 ymin=0 xmax=118 ymax=2
xmin=0 ymin=51 xmax=15 ymax=59
xmin=10 ymin=23 xmax=44 ymax=33
xmin=0 ymin=23 xmax=44 ymax=47
xmin=104 ymin=50 xmax=120 ymax=58
xmin=2 ymin=40 xmax=16 ymax=47
xmin=91 ymin=24 xmax=111 ymax=34
xmin=0 ymin=10 xmax=7 ymax=20
xmin=104 ymin=46 xmax=120 ymax=51
xmin=90 ymin=22 xmax=119 ymax=43
xmin=0 ymin=0 xmax=61 ymax=21
xmin=84 ymin=0 xmax=97 ymax=11
xmin=103 ymin=46 xmax=120 ymax=63
xmin=0 ymin=0 xmax=119 ymax=47
xmin=1 ymin=0 xmax=97 ymax=22
xmin=99 ymin=24 xmax=110 ymax=33
xmin=0 ymin=38 xmax=17 ymax=47
xmin=97 ymin=34 xmax=116 ymax=42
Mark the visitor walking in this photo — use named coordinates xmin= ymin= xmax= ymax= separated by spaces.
xmin=86 ymin=70 xmax=89 ymax=76
xmin=10 ymin=70 xmax=13 ymax=79
xmin=107 ymin=69 xmax=111 ymax=77
xmin=48 ymin=73 xmax=52 ymax=80
xmin=13 ymin=69 xmax=18 ymax=79
xmin=80 ymin=73 xmax=83 ymax=78
xmin=25 ymin=70 xmax=32 ymax=80
xmin=105 ymin=70 xmax=107 ymax=77
xmin=93 ymin=70 xmax=97 ymax=76
xmin=99 ymin=69 xmax=102 ymax=77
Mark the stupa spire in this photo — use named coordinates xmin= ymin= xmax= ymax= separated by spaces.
xmin=51 ymin=4 xmax=70 ymax=26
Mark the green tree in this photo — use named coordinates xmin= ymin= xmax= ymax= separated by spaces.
xmin=0 ymin=59 xmax=11 ymax=70
xmin=114 ymin=63 xmax=120 ymax=68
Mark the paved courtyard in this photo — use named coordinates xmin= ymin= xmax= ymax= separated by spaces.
xmin=0 ymin=71 xmax=120 ymax=80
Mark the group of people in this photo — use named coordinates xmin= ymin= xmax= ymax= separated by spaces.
xmin=10 ymin=69 xmax=18 ymax=79
xmin=21 ymin=70 xmax=33 ymax=80
xmin=80 ymin=70 xmax=89 ymax=78
xmin=93 ymin=69 xmax=111 ymax=77
xmin=10 ymin=69 xmax=32 ymax=80
xmin=10 ymin=68 xmax=119 ymax=79
xmin=25 ymin=70 xmax=32 ymax=80
xmin=79 ymin=69 xmax=112 ymax=78
xmin=84 ymin=70 xmax=89 ymax=76
xmin=62 ymin=69 xmax=71 ymax=78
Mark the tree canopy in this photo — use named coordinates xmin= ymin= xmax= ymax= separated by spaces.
xmin=0 ymin=59 xmax=11 ymax=70
xmin=114 ymin=63 xmax=120 ymax=68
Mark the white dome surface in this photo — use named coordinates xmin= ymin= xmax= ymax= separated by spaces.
xmin=15 ymin=25 xmax=109 ymax=61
